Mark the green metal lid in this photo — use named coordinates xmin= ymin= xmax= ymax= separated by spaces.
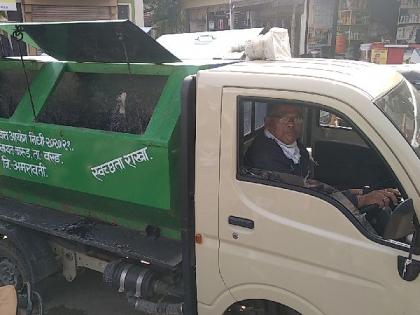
xmin=0 ymin=20 xmax=180 ymax=64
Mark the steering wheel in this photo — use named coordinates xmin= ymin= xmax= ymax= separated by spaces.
xmin=359 ymin=196 xmax=404 ymax=236
xmin=360 ymin=195 xmax=404 ymax=214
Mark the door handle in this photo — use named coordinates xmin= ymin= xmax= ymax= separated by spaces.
xmin=228 ymin=216 xmax=254 ymax=229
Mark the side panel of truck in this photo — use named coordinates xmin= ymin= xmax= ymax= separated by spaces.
xmin=194 ymin=73 xmax=236 ymax=314
xmin=216 ymin=84 xmax=420 ymax=315
xmin=0 ymin=60 xmax=206 ymax=240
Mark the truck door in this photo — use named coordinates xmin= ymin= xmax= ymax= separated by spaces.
xmin=217 ymin=87 xmax=420 ymax=315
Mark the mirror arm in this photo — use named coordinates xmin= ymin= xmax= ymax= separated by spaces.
xmin=398 ymin=255 xmax=420 ymax=281
xmin=414 ymin=215 xmax=420 ymax=255
xmin=398 ymin=222 xmax=420 ymax=281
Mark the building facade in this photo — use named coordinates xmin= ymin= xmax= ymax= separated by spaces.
xmin=2 ymin=0 xmax=144 ymax=55
xmin=7 ymin=0 xmax=144 ymax=25
xmin=117 ymin=0 xmax=145 ymax=27
xmin=180 ymin=0 xmax=406 ymax=59
xmin=180 ymin=0 xmax=306 ymax=56
xmin=21 ymin=0 xmax=118 ymax=22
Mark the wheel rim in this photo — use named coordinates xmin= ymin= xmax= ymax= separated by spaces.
xmin=0 ymin=257 xmax=23 ymax=290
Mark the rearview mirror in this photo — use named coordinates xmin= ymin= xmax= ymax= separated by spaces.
xmin=383 ymin=199 xmax=416 ymax=240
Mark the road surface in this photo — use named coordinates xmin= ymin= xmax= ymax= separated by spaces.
xmin=36 ymin=270 xmax=140 ymax=315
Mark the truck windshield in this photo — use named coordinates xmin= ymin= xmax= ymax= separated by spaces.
xmin=375 ymin=80 xmax=420 ymax=159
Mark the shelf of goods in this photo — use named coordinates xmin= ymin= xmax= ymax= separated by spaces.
xmin=308 ymin=28 xmax=331 ymax=47
xmin=398 ymin=0 xmax=420 ymax=43
xmin=337 ymin=0 xmax=369 ymax=44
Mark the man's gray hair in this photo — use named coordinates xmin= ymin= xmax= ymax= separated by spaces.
xmin=266 ymin=103 xmax=303 ymax=117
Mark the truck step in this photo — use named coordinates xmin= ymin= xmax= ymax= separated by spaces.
xmin=0 ymin=197 xmax=181 ymax=270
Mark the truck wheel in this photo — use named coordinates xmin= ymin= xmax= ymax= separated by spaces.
xmin=0 ymin=239 xmax=32 ymax=292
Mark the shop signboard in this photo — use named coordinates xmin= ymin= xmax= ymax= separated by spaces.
xmin=0 ymin=0 xmax=16 ymax=11
xmin=371 ymin=48 xmax=388 ymax=64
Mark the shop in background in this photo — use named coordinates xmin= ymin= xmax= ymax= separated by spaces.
xmin=373 ymin=0 xmax=420 ymax=64
xmin=397 ymin=0 xmax=420 ymax=44
xmin=360 ymin=42 xmax=420 ymax=64
xmin=360 ymin=0 xmax=420 ymax=64
xmin=335 ymin=0 xmax=406 ymax=63
xmin=185 ymin=1 xmax=305 ymax=57
xmin=306 ymin=0 xmax=397 ymax=60
xmin=207 ymin=5 xmax=230 ymax=31
xmin=307 ymin=0 xmax=336 ymax=57
xmin=187 ymin=7 xmax=207 ymax=33
xmin=336 ymin=0 xmax=370 ymax=59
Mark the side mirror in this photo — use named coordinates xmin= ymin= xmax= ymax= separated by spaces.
xmin=384 ymin=199 xmax=420 ymax=282
xmin=383 ymin=199 xmax=416 ymax=240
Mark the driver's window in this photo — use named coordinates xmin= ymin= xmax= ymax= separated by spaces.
xmin=237 ymin=97 xmax=405 ymax=244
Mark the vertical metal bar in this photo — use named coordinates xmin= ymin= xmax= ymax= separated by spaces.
xmin=304 ymin=0 xmax=310 ymax=55
xmin=330 ymin=0 xmax=340 ymax=58
xmin=291 ymin=4 xmax=297 ymax=57
xmin=180 ymin=76 xmax=198 ymax=315
xmin=206 ymin=7 xmax=209 ymax=31
xmin=251 ymin=101 xmax=256 ymax=133
xmin=12 ymin=26 xmax=36 ymax=120
xmin=229 ymin=0 xmax=233 ymax=29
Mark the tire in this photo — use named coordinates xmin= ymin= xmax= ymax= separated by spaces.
xmin=0 ymin=238 xmax=33 ymax=292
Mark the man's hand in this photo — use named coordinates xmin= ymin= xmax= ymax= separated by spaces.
xmin=357 ymin=188 xmax=400 ymax=208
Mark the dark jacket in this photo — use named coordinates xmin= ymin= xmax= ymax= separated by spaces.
xmin=243 ymin=130 xmax=358 ymax=207
xmin=244 ymin=130 xmax=310 ymax=178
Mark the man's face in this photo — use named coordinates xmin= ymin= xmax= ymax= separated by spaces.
xmin=265 ymin=105 xmax=303 ymax=145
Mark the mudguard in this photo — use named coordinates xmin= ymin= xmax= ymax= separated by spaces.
xmin=0 ymin=221 xmax=58 ymax=284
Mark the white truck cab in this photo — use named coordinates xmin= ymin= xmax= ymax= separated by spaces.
xmin=193 ymin=59 xmax=420 ymax=315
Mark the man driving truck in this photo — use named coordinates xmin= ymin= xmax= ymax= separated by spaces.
xmin=244 ymin=103 xmax=400 ymax=210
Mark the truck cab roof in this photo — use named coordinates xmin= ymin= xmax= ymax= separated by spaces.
xmin=210 ymin=58 xmax=404 ymax=100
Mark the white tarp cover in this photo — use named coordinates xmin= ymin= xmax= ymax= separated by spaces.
xmin=245 ymin=27 xmax=291 ymax=61
xmin=157 ymin=28 xmax=264 ymax=60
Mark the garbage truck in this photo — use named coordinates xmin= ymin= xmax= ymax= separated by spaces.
xmin=0 ymin=20 xmax=420 ymax=315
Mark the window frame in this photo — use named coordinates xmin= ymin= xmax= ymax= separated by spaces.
xmin=35 ymin=70 xmax=169 ymax=136
xmin=118 ymin=3 xmax=132 ymax=21
xmin=0 ymin=60 xmax=44 ymax=122
xmin=374 ymin=80 xmax=420 ymax=160
xmin=0 ymin=68 xmax=40 ymax=119
xmin=236 ymin=95 xmax=410 ymax=253
xmin=240 ymin=99 xmax=255 ymax=139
